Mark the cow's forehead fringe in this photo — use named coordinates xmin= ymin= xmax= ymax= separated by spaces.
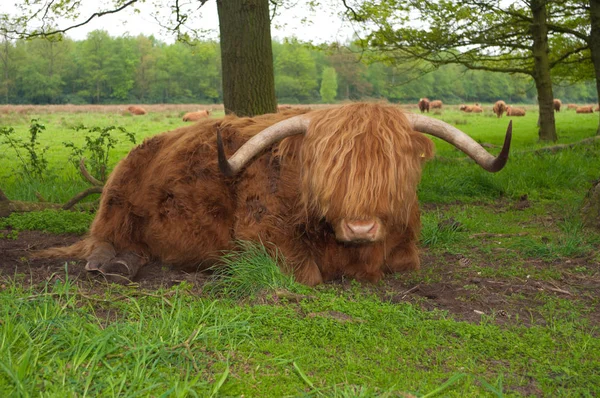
xmin=286 ymin=103 xmax=433 ymax=222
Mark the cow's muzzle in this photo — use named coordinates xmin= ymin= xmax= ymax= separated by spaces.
xmin=335 ymin=218 xmax=384 ymax=243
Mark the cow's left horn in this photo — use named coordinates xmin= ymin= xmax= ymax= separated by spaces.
xmin=406 ymin=113 xmax=512 ymax=172
xmin=217 ymin=115 xmax=310 ymax=176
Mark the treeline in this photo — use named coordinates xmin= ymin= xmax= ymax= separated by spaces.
xmin=0 ymin=31 xmax=597 ymax=105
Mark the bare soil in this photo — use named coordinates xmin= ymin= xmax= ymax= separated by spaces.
xmin=1 ymin=230 xmax=599 ymax=327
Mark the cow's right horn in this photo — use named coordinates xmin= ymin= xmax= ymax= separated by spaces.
xmin=406 ymin=113 xmax=512 ymax=172
xmin=217 ymin=115 xmax=310 ymax=176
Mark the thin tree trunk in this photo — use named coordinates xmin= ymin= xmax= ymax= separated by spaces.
xmin=217 ymin=0 xmax=277 ymax=116
xmin=590 ymin=0 xmax=600 ymax=135
xmin=530 ymin=0 xmax=557 ymax=142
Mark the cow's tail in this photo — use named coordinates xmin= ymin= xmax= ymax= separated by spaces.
xmin=32 ymin=239 xmax=93 ymax=260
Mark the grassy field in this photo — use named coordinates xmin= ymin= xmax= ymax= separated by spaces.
xmin=1 ymin=103 xmax=600 ymax=397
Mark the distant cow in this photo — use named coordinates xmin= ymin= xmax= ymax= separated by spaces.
xmin=127 ymin=106 xmax=147 ymax=115
xmin=506 ymin=106 xmax=526 ymax=116
xmin=493 ymin=100 xmax=507 ymax=118
xmin=567 ymin=104 xmax=578 ymax=110
xmin=553 ymin=99 xmax=562 ymax=112
xmin=36 ymin=102 xmax=512 ymax=286
xmin=277 ymin=105 xmax=293 ymax=112
xmin=459 ymin=105 xmax=473 ymax=113
xmin=472 ymin=105 xmax=483 ymax=113
xmin=576 ymin=106 xmax=594 ymax=114
xmin=183 ymin=110 xmax=211 ymax=122
xmin=418 ymin=98 xmax=430 ymax=113
xmin=430 ymin=100 xmax=443 ymax=109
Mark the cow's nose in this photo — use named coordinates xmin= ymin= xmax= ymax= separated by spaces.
xmin=343 ymin=220 xmax=379 ymax=241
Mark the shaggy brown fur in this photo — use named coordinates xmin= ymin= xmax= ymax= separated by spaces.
xmin=127 ymin=106 xmax=147 ymax=115
xmin=471 ymin=105 xmax=483 ymax=113
xmin=553 ymin=99 xmax=562 ymax=112
xmin=430 ymin=100 xmax=443 ymax=109
xmin=417 ymin=98 xmax=430 ymax=113
xmin=492 ymin=100 xmax=507 ymax=118
xmin=182 ymin=110 xmax=211 ymax=122
xmin=576 ymin=106 xmax=594 ymax=114
xmin=459 ymin=105 xmax=473 ymax=112
xmin=37 ymin=103 xmax=457 ymax=286
xmin=506 ymin=106 xmax=526 ymax=116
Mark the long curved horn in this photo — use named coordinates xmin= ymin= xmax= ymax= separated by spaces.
xmin=217 ymin=115 xmax=310 ymax=176
xmin=406 ymin=113 xmax=512 ymax=172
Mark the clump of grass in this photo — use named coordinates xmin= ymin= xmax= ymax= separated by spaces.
xmin=206 ymin=241 xmax=297 ymax=298
xmin=0 ymin=209 xmax=94 ymax=234
xmin=421 ymin=212 xmax=463 ymax=247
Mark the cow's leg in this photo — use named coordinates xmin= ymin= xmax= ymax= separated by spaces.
xmin=384 ymin=241 xmax=420 ymax=273
xmin=293 ymin=259 xmax=323 ymax=286
xmin=85 ymin=241 xmax=116 ymax=271
xmin=95 ymin=251 xmax=147 ymax=284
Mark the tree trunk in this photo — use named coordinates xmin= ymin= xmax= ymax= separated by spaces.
xmin=530 ymin=0 xmax=557 ymax=142
xmin=217 ymin=0 xmax=277 ymax=117
xmin=590 ymin=0 xmax=600 ymax=135
xmin=582 ymin=178 xmax=600 ymax=230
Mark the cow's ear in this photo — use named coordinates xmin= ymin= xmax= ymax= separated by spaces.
xmin=412 ymin=133 xmax=435 ymax=161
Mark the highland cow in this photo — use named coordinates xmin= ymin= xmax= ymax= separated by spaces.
xmin=183 ymin=110 xmax=211 ymax=122
xmin=37 ymin=103 xmax=511 ymax=286
xmin=127 ymin=106 xmax=147 ymax=115
xmin=506 ymin=106 xmax=526 ymax=116
xmin=553 ymin=99 xmax=562 ymax=112
xmin=430 ymin=100 xmax=443 ymax=109
xmin=576 ymin=106 xmax=594 ymax=114
xmin=418 ymin=98 xmax=430 ymax=113
xmin=459 ymin=105 xmax=473 ymax=112
xmin=472 ymin=105 xmax=483 ymax=113
xmin=277 ymin=105 xmax=293 ymax=112
xmin=493 ymin=100 xmax=507 ymax=118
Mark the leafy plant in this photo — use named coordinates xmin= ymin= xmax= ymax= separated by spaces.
xmin=0 ymin=119 xmax=49 ymax=180
xmin=64 ymin=125 xmax=136 ymax=182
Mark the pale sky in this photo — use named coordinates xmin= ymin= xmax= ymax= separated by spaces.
xmin=5 ymin=1 xmax=357 ymax=44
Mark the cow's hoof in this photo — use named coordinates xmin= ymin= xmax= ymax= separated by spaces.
xmin=86 ymin=260 xmax=135 ymax=284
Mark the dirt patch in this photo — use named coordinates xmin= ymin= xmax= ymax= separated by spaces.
xmin=1 ymin=230 xmax=599 ymax=327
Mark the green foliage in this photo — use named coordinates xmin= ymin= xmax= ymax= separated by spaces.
xmin=0 ymin=119 xmax=49 ymax=180
xmin=3 ymin=32 xmax=594 ymax=105
xmin=63 ymin=125 xmax=136 ymax=182
xmin=0 ymin=210 xmax=94 ymax=234
xmin=320 ymin=66 xmax=338 ymax=103
xmin=206 ymin=241 xmax=297 ymax=299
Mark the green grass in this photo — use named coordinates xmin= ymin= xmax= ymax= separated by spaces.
xmin=1 ymin=277 xmax=598 ymax=396
xmin=1 ymin=106 xmax=600 ymax=396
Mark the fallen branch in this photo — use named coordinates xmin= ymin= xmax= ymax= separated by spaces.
xmin=0 ymin=160 xmax=104 ymax=217
xmin=62 ymin=186 xmax=103 ymax=210
xmin=79 ymin=158 xmax=104 ymax=186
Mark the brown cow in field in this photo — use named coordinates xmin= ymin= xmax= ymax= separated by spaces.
xmin=567 ymin=104 xmax=578 ymax=110
xmin=471 ymin=105 xmax=483 ymax=113
xmin=37 ymin=103 xmax=512 ymax=286
xmin=576 ymin=106 xmax=594 ymax=114
xmin=127 ymin=106 xmax=147 ymax=115
xmin=418 ymin=98 xmax=430 ymax=113
xmin=430 ymin=100 xmax=443 ymax=109
xmin=506 ymin=106 xmax=526 ymax=116
xmin=459 ymin=105 xmax=473 ymax=112
xmin=493 ymin=100 xmax=507 ymax=118
xmin=182 ymin=110 xmax=211 ymax=122
xmin=553 ymin=99 xmax=562 ymax=112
